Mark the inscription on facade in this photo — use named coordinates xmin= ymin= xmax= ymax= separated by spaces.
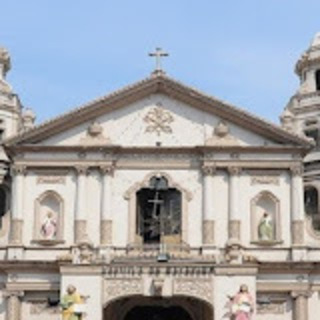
xmin=37 ymin=176 xmax=66 ymax=184
xmin=251 ymin=176 xmax=279 ymax=185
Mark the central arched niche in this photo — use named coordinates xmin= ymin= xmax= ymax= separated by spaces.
xmin=124 ymin=172 xmax=192 ymax=245
xmin=104 ymin=296 xmax=213 ymax=320
xmin=136 ymin=176 xmax=182 ymax=245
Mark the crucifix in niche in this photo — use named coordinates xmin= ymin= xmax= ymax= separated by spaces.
xmin=136 ymin=176 xmax=182 ymax=245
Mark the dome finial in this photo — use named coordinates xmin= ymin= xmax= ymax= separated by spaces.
xmin=0 ymin=47 xmax=11 ymax=80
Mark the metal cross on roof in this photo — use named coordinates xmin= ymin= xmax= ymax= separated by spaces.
xmin=149 ymin=48 xmax=169 ymax=74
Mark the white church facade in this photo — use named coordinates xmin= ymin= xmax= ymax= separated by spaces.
xmin=0 ymin=34 xmax=320 ymax=320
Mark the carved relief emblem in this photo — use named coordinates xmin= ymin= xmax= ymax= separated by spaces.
xmin=206 ymin=120 xmax=239 ymax=146
xmin=80 ymin=121 xmax=110 ymax=145
xmin=144 ymin=103 xmax=174 ymax=136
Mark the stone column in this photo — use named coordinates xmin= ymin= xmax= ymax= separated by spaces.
xmin=291 ymin=165 xmax=304 ymax=245
xmin=202 ymin=165 xmax=216 ymax=245
xmin=100 ymin=165 xmax=114 ymax=245
xmin=4 ymin=291 xmax=24 ymax=320
xmin=228 ymin=166 xmax=241 ymax=241
xmin=75 ymin=166 xmax=88 ymax=244
xmin=291 ymin=291 xmax=310 ymax=320
xmin=10 ymin=165 xmax=25 ymax=245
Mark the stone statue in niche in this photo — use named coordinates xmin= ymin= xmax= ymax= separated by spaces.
xmin=40 ymin=211 xmax=57 ymax=240
xmin=258 ymin=212 xmax=274 ymax=241
xmin=229 ymin=284 xmax=254 ymax=320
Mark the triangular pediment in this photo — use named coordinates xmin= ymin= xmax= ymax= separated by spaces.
xmin=5 ymin=74 xmax=310 ymax=149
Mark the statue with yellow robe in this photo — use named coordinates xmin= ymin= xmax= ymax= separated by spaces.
xmin=61 ymin=285 xmax=84 ymax=320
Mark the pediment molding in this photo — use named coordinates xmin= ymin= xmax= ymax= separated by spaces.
xmin=5 ymin=74 xmax=311 ymax=148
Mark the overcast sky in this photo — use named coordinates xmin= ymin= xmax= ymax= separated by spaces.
xmin=0 ymin=0 xmax=320 ymax=124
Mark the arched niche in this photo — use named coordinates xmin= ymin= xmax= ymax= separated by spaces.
xmin=124 ymin=172 xmax=192 ymax=246
xmin=251 ymin=191 xmax=281 ymax=244
xmin=304 ymin=185 xmax=320 ymax=238
xmin=34 ymin=190 xmax=64 ymax=244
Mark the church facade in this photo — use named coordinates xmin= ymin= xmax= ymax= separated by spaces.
xmin=0 ymin=34 xmax=320 ymax=320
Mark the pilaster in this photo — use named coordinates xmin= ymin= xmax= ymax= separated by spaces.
xmin=3 ymin=291 xmax=24 ymax=320
xmin=75 ymin=166 xmax=88 ymax=244
xmin=100 ymin=165 xmax=114 ymax=245
xmin=202 ymin=165 xmax=216 ymax=246
xmin=291 ymin=291 xmax=310 ymax=320
xmin=228 ymin=166 xmax=241 ymax=242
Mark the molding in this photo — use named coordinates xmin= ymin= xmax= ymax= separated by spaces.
xmin=5 ymin=74 xmax=310 ymax=147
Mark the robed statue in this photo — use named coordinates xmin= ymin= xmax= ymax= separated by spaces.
xmin=61 ymin=285 xmax=84 ymax=320
xmin=258 ymin=212 xmax=274 ymax=241
xmin=230 ymin=284 xmax=254 ymax=320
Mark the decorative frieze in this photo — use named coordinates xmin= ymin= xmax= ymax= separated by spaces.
xmin=105 ymin=279 xmax=142 ymax=302
xmin=174 ymin=278 xmax=212 ymax=303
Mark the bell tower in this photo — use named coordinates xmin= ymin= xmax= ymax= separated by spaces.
xmin=0 ymin=47 xmax=23 ymax=140
xmin=281 ymin=33 xmax=320 ymax=234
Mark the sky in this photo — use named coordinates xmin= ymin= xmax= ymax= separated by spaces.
xmin=0 ymin=0 xmax=320 ymax=124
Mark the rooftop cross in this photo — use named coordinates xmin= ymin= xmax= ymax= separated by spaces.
xmin=149 ymin=48 xmax=169 ymax=74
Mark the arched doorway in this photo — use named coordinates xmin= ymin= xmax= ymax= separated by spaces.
xmin=104 ymin=296 xmax=213 ymax=320
xmin=124 ymin=305 xmax=192 ymax=320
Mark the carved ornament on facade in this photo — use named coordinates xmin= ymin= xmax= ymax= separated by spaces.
xmin=75 ymin=165 xmax=89 ymax=175
xmin=206 ymin=120 xmax=239 ymax=146
xmin=10 ymin=164 xmax=27 ymax=176
xmin=290 ymin=164 xmax=304 ymax=176
xmin=174 ymin=279 xmax=212 ymax=303
xmin=201 ymin=165 xmax=216 ymax=176
xmin=144 ymin=103 xmax=174 ymax=136
xmin=80 ymin=121 xmax=111 ymax=145
xmin=228 ymin=166 xmax=242 ymax=176
xmin=99 ymin=165 xmax=115 ymax=176
xmin=104 ymin=279 xmax=142 ymax=302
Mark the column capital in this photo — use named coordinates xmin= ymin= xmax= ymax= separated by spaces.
xmin=227 ymin=166 xmax=241 ymax=175
xmin=290 ymin=164 xmax=304 ymax=176
xmin=291 ymin=290 xmax=311 ymax=299
xmin=3 ymin=290 xmax=24 ymax=298
xmin=75 ymin=165 xmax=89 ymax=175
xmin=201 ymin=165 xmax=216 ymax=176
xmin=100 ymin=165 xmax=115 ymax=176
xmin=10 ymin=165 xmax=26 ymax=176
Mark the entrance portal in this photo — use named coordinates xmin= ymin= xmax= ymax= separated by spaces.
xmin=124 ymin=305 xmax=192 ymax=320
xmin=104 ymin=296 xmax=213 ymax=320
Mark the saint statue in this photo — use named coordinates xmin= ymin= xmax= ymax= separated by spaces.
xmin=40 ymin=211 xmax=57 ymax=240
xmin=61 ymin=285 xmax=84 ymax=320
xmin=230 ymin=284 xmax=254 ymax=320
xmin=258 ymin=212 xmax=274 ymax=241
